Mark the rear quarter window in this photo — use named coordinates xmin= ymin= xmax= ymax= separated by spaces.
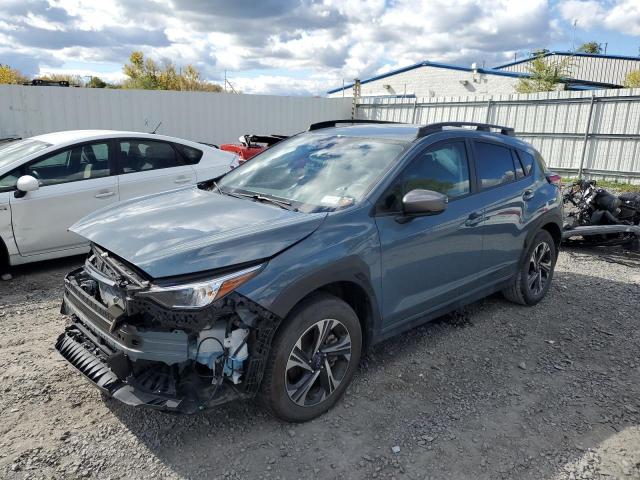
xmin=516 ymin=149 xmax=536 ymax=176
xmin=175 ymin=144 xmax=203 ymax=165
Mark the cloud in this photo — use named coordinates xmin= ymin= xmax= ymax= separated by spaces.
xmin=2 ymin=0 xmax=632 ymax=95
xmin=558 ymin=0 xmax=640 ymax=36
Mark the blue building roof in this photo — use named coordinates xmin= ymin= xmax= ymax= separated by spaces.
xmin=326 ymin=58 xmax=619 ymax=94
xmin=326 ymin=60 xmax=530 ymax=94
xmin=493 ymin=51 xmax=640 ymax=70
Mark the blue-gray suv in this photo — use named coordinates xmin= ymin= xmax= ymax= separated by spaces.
xmin=56 ymin=121 xmax=563 ymax=422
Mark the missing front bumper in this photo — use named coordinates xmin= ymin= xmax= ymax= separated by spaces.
xmin=55 ymin=324 xmax=240 ymax=414
xmin=56 ymin=265 xmax=282 ymax=413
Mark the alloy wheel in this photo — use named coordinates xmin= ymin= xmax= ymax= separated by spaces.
xmin=527 ymin=241 xmax=552 ymax=296
xmin=285 ymin=319 xmax=352 ymax=407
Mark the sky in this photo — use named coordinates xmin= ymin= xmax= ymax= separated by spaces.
xmin=0 ymin=0 xmax=639 ymax=96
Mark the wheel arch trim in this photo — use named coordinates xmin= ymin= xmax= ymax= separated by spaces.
xmin=268 ymin=257 xmax=381 ymax=348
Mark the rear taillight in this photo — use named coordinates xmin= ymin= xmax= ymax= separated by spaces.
xmin=547 ymin=173 xmax=562 ymax=187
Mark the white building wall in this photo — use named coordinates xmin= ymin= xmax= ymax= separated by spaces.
xmin=328 ymin=65 xmax=520 ymax=98
xmin=498 ymin=54 xmax=640 ymax=86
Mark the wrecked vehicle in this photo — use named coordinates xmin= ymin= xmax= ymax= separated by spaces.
xmin=56 ymin=120 xmax=563 ymax=422
xmin=562 ymin=179 xmax=640 ymax=249
xmin=220 ymin=134 xmax=288 ymax=165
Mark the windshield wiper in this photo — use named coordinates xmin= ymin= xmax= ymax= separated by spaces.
xmin=235 ymin=192 xmax=297 ymax=211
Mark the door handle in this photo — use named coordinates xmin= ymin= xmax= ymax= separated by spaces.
xmin=95 ymin=190 xmax=115 ymax=199
xmin=174 ymin=176 xmax=191 ymax=184
xmin=465 ymin=211 xmax=483 ymax=227
xmin=522 ymin=189 xmax=534 ymax=201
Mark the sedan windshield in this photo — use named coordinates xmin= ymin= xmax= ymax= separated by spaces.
xmin=0 ymin=139 xmax=52 ymax=170
xmin=217 ymin=133 xmax=407 ymax=212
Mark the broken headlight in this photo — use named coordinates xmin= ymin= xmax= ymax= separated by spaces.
xmin=138 ymin=264 xmax=263 ymax=309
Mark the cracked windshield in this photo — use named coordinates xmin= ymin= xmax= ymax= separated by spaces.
xmin=218 ymin=133 xmax=407 ymax=211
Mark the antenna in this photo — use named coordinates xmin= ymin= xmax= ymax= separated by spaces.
xmin=225 ymin=77 xmax=238 ymax=94
xmin=150 ymin=121 xmax=162 ymax=134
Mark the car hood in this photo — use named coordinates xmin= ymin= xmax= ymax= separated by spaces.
xmin=70 ymin=187 xmax=326 ymax=278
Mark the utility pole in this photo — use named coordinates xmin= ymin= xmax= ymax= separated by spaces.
xmin=352 ymin=79 xmax=361 ymax=120
xmin=572 ymin=19 xmax=578 ymax=52
xmin=224 ymin=69 xmax=227 ymax=93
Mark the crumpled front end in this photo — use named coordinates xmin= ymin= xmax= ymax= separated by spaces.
xmin=56 ymin=245 xmax=281 ymax=414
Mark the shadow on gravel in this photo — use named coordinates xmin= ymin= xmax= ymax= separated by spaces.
xmin=562 ymin=244 xmax=640 ymax=269
xmin=5 ymin=255 xmax=84 ymax=278
xmin=101 ymin=255 xmax=640 ymax=479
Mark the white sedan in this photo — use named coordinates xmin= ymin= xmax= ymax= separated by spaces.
xmin=0 ymin=130 xmax=236 ymax=267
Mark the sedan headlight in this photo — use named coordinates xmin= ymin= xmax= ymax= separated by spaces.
xmin=138 ymin=264 xmax=263 ymax=309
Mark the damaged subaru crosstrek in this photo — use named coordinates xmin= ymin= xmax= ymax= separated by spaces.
xmin=56 ymin=121 xmax=563 ymax=422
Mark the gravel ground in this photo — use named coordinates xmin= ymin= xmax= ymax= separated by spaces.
xmin=1 ymin=246 xmax=639 ymax=480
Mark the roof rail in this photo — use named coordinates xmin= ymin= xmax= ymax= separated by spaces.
xmin=417 ymin=122 xmax=515 ymax=138
xmin=308 ymin=119 xmax=400 ymax=131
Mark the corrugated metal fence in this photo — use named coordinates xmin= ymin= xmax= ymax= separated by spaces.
xmin=0 ymin=85 xmax=352 ymax=145
xmin=357 ymin=88 xmax=640 ymax=182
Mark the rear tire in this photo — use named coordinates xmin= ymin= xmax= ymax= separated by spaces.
xmin=0 ymin=238 xmax=10 ymax=277
xmin=261 ymin=293 xmax=362 ymax=422
xmin=503 ymin=229 xmax=557 ymax=306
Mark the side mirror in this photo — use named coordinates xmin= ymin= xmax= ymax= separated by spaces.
xmin=14 ymin=175 xmax=40 ymax=198
xmin=402 ymin=189 xmax=448 ymax=216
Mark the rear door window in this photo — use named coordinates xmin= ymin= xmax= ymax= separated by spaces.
xmin=118 ymin=140 xmax=182 ymax=173
xmin=474 ymin=141 xmax=516 ymax=189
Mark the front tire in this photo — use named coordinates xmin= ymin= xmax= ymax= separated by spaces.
xmin=503 ymin=229 xmax=557 ymax=306
xmin=261 ymin=293 xmax=362 ymax=422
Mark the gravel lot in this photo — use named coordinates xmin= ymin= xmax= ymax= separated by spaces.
xmin=1 ymin=246 xmax=639 ymax=480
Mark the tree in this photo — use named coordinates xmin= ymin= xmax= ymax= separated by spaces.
xmin=87 ymin=76 xmax=107 ymax=88
xmin=122 ymin=51 xmax=223 ymax=92
xmin=577 ymin=42 xmax=601 ymax=54
xmin=623 ymin=70 xmax=640 ymax=88
xmin=0 ymin=64 xmax=28 ymax=84
xmin=515 ymin=53 xmax=573 ymax=93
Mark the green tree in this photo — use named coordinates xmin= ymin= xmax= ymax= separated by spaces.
xmin=122 ymin=51 xmax=223 ymax=92
xmin=623 ymin=70 xmax=640 ymax=88
xmin=577 ymin=42 xmax=601 ymax=54
xmin=515 ymin=53 xmax=573 ymax=93
xmin=0 ymin=64 xmax=28 ymax=84
xmin=87 ymin=76 xmax=107 ymax=88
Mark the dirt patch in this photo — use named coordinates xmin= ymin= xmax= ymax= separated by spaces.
xmin=1 ymin=246 xmax=639 ymax=479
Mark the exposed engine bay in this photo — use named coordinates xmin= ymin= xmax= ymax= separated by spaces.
xmin=56 ymin=245 xmax=280 ymax=413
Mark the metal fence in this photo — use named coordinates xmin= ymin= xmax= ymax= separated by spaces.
xmin=357 ymin=88 xmax=640 ymax=183
xmin=0 ymin=85 xmax=352 ymax=145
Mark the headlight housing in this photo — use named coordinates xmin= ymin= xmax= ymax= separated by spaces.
xmin=138 ymin=264 xmax=263 ymax=309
